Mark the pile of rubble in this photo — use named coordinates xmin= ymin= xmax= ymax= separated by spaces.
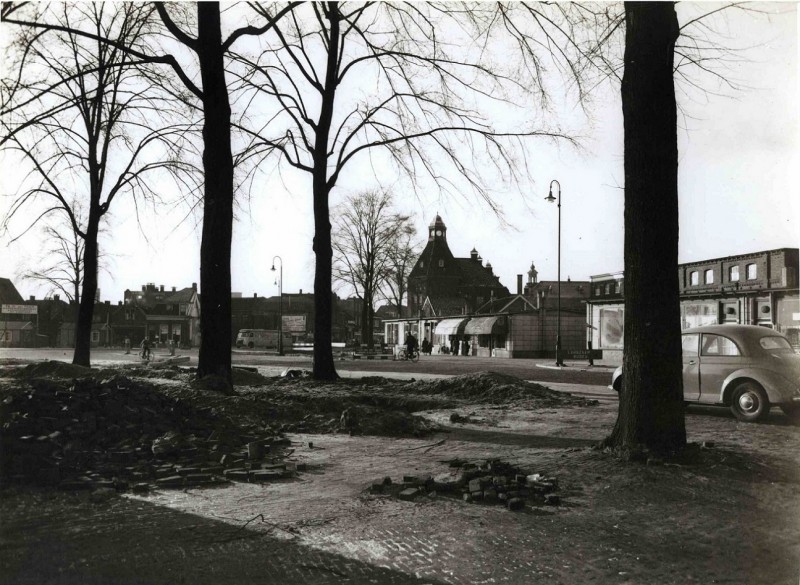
xmin=0 ymin=374 xmax=297 ymax=491
xmin=369 ymin=459 xmax=560 ymax=511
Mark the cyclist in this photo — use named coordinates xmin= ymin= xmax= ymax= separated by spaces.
xmin=405 ymin=333 xmax=419 ymax=360
xmin=140 ymin=337 xmax=151 ymax=360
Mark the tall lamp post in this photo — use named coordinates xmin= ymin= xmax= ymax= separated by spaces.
xmin=271 ymin=256 xmax=284 ymax=356
xmin=545 ymin=180 xmax=563 ymax=367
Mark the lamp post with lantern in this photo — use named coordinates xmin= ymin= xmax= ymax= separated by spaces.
xmin=270 ymin=256 xmax=284 ymax=356
xmin=545 ymin=179 xmax=564 ymax=367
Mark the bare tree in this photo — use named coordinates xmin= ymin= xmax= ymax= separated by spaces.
xmin=234 ymin=1 xmax=577 ymax=379
xmin=3 ymin=1 xmax=298 ymax=383
xmin=22 ymin=215 xmax=87 ymax=315
xmin=382 ymin=223 xmax=419 ymax=319
xmin=1 ymin=3 xmax=197 ymax=366
xmin=332 ymin=190 xmax=414 ymax=349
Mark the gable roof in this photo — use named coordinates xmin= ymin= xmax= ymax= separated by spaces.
xmin=163 ymin=287 xmax=197 ymax=303
xmin=0 ymin=278 xmax=24 ymax=304
xmin=475 ymin=294 xmax=538 ymax=314
xmin=424 ymin=295 xmax=468 ymax=317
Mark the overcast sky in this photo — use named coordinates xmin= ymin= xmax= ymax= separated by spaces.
xmin=1 ymin=2 xmax=797 ymax=305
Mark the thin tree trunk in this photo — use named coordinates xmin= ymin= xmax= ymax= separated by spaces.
xmin=196 ymin=2 xmax=234 ymax=383
xmin=312 ymin=2 xmax=340 ymax=380
xmin=73 ymin=216 xmax=98 ymax=366
xmin=604 ymin=1 xmax=686 ymax=456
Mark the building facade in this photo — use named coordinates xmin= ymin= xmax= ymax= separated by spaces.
xmin=587 ymin=248 xmax=800 ymax=363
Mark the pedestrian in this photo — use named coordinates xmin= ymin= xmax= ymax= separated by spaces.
xmin=462 ymin=339 xmax=470 ymax=356
xmin=140 ymin=337 xmax=151 ymax=360
xmin=421 ymin=338 xmax=431 ymax=356
xmin=405 ymin=332 xmax=418 ymax=359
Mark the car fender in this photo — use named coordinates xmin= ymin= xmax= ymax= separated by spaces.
xmin=720 ymin=368 xmax=795 ymax=405
xmin=609 ymin=366 xmax=623 ymax=392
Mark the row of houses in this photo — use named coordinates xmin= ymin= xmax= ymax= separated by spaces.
xmin=0 ymin=278 xmax=390 ymax=349
xmin=0 ymin=281 xmax=202 ymax=348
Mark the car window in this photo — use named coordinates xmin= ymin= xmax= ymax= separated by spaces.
xmin=701 ymin=334 xmax=741 ymax=356
xmin=681 ymin=333 xmax=699 ymax=357
xmin=759 ymin=336 xmax=793 ymax=353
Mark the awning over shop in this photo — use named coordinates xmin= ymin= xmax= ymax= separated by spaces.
xmin=464 ymin=315 xmax=506 ymax=335
xmin=433 ymin=318 xmax=470 ymax=336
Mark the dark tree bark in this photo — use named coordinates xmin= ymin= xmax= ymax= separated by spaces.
xmin=310 ymin=2 xmax=341 ymax=380
xmin=604 ymin=1 xmax=686 ymax=456
xmin=195 ymin=3 xmax=234 ymax=381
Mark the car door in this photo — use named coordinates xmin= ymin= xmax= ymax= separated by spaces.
xmin=682 ymin=333 xmax=701 ymax=401
xmin=698 ymin=333 xmax=743 ymax=403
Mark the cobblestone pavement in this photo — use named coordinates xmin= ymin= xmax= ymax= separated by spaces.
xmin=4 ymin=397 xmax=796 ymax=585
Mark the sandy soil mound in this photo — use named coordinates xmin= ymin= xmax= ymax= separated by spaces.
xmin=402 ymin=371 xmax=595 ymax=406
xmin=8 ymin=360 xmax=94 ymax=379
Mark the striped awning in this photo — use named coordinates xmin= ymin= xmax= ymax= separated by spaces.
xmin=433 ymin=318 xmax=470 ymax=336
xmin=464 ymin=315 xmax=506 ymax=335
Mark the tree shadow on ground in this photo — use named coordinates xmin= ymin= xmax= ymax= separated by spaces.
xmin=0 ymin=486 xmax=449 ymax=585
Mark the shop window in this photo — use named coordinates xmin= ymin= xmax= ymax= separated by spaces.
xmin=746 ymin=263 xmax=757 ymax=280
xmin=704 ymin=269 xmax=714 ymax=284
xmin=729 ymin=266 xmax=739 ymax=282
xmin=690 ymin=271 xmax=699 ymax=286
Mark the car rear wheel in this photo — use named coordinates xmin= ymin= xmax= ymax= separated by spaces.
xmin=730 ymin=382 xmax=769 ymax=422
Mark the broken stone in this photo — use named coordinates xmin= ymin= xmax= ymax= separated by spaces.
xmin=398 ymin=488 xmax=420 ymax=501
xmin=544 ymin=493 xmax=560 ymax=506
xmin=507 ymin=497 xmax=525 ymax=511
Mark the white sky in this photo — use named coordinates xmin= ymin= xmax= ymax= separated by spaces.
xmin=1 ymin=2 xmax=798 ymax=304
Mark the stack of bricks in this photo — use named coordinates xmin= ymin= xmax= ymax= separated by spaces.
xmin=369 ymin=460 xmax=561 ymax=511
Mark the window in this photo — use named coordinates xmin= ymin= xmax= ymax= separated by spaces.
xmin=595 ymin=286 xmax=602 ymax=296
xmin=729 ymin=266 xmax=739 ymax=282
xmin=746 ymin=263 xmax=757 ymax=280
xmin=438 ymin=259 xmax=444 ymax=267
xmin=681 ymin=333 xmax=699 ymax=357
xmin=700 ymin=334 xmax=740 ymax=356
xmin=704 ymin=269 xmax=714 ymax=284
xmin=690 ymin=271 xmax=699 ymax=286
xmin=759 ymin=336 xmax=792 ymax=352
xmin=614 ymin=282 xmax=620 ymax=294
xmin=419 ymin=261 xmax=424 ymax=268
xmin=605 ymin=283 xmax=611 ymax=294
xmin=91 ymin=330 xmax=100 ymax=342
xmin=179 ymin=304 xmax=188 ymax=315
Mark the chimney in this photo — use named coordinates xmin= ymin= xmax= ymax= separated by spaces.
xmin=54 ymin=294 xmax=60 ymax=301
xmin=192 ymin=282 xmax=197 ymax=291
xmin=160 ymin=285 xmax=164 ymax=292
xmin=118 ymin=301 xmax=122 ymax=305
xmin=517 ymin=275 xmax=522 ymax=295
xmin=105 ymin=300 xmax=110 ymax=305
xmin=300 ymin=289 xmax=303 ymax=294
xmin=29 ymin=295 xmax=35 ymax=301
xmin=172 ymin=286 xmax=176 ymax=292
xmin=254 ymin=293 xmax=258 ymax=298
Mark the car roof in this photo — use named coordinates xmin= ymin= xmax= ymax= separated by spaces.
xmin=683 ymin=323 xmax=787 ymax=341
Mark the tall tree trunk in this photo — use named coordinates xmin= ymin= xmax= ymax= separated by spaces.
xmin=361 ymin=289 xmax=372 ymax=349
xmin=604 ymin=1 xmax=686 ymax=457
xmin=72 ymin=215 xmax=99 ymax=366
xmin=311 ymin=2 xmax=340 ymax=380
xmin=196 ymin=2 xmax=234 ymax=382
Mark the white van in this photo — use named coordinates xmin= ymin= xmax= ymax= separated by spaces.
xmin=235 ymin=329 xmax=291 ymax=349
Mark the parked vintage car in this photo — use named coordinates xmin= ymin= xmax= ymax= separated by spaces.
xmin=609 ymin=324 xmax=800 ymax=422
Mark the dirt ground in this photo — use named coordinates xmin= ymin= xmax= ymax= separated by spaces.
xmin=1 ymin=363 xmax=798 ymax=584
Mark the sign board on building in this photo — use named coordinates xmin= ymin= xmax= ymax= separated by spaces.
xmin=1 ymin=304 xmax=37 ymax=315
xmin=282 ymin=314 xmax=306 ymax=332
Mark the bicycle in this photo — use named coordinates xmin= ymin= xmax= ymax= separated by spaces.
xmin=139 ymin=348 xmax=152 ymax=362
xmin=397 ymin=347 xmax=419 ymax=362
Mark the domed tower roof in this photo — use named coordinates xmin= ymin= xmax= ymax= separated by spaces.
xmin=527 ymin=261 xmax=538 ymax=284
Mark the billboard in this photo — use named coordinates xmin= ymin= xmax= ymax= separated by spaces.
xmin=282 ymin=314 xmax=306 ymax=333
xmin=1 ymin=304 xmax=38 ymax=315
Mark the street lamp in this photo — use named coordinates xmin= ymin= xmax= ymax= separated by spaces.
xmin=271 ymin=256 xmax=284 ymax=356
xmin=545 ymin=179 xmax=563 ymax=367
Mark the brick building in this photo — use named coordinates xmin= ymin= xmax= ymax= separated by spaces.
xmin=407 ymin=215 xmax=509 ymax=317
xmin=587 ymin=248 xmax=800 ymax=362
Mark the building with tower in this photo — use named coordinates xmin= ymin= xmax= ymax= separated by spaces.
xmin=406 ymin=215 xmax=510 ymax=317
